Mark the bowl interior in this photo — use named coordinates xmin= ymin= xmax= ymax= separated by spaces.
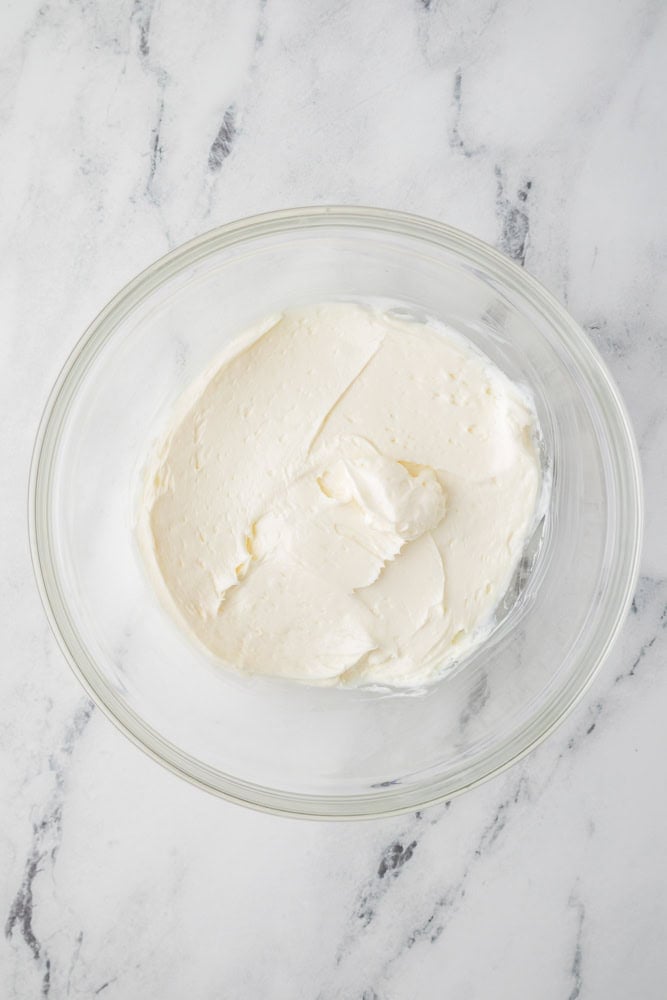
xmin=32 ymin=210 xmax=641 ymax=816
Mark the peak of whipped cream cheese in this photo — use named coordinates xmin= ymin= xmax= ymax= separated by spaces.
xmin=138 ymin=302 xmax=541 ymax=687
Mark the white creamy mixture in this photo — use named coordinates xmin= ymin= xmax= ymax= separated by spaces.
xmin=139 ymin=303 xmax=541 ymax=687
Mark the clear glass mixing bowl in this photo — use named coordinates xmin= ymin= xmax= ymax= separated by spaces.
xmin=30 ymin=207 xmax=642 ymax=818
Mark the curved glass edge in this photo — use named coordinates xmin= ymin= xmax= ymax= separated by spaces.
xmin=28 ymin=206 xmax=644 ymax=819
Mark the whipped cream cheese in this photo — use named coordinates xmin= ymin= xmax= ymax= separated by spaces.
xmin=139 ymin=303 xmax=541 ymax=687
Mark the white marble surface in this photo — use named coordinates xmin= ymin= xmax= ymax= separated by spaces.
xmin=1 ymin=1 xmax=666 ymax=996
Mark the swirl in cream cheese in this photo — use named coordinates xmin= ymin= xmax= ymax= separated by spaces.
xmin=139 ymin=303 xmax=541 ymax=687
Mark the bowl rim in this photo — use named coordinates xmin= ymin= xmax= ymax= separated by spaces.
xmin=28 ymin=205 xmax=644 ymax=819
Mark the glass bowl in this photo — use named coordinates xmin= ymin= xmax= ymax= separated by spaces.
xmin=30 ymin=207 xmax=642 ymax=819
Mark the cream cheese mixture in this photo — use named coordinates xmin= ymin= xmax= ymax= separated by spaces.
xmin=138 ymin=303 xmax=541 ymax=687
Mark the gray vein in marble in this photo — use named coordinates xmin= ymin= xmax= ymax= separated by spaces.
xmin=130 ymin=0 xmax=170 ymax=213
xmin=328 ymin=775 xmax=530 ymax=997
xmin=353 ymin=836 xmax=420 ymax=933
xmin=5 ymin=849 xmax=41 ymax=965
xmin=377 ymin=839 xmax=417 ymax=880
xmin=208 ymin=105 xmax=238 ymax=172
xmin=94 ymin=978 xmax=116 ymax=994
xmin=4 ymin=701 xmax=93 ymax=998
xmin=65 ymin=931 xmax=84 ymax=997
xmin=615 ymin=575 xmax=667 ymax=683
xmin=546 ymin=576 xmax=666 ymax=764
xmin=202 ymin=0 xmax=267 ymax=212
xmin=558 ymin=593 xmax=658 ymax=754
xmin=147 ymin=97 xmax=164 ymax=196
xmin=495 ymin=166 xmax=532 ymax=267
xmin=409 ymin=776 xmax=530 ymax=942
xmin=330 ymin=809 xmax=445 ymax=970
xmin=131 ymin=0 xmax=156 ymax=60
xmin=567 ymin=892 xmax=586 ymax=1000
xmin=628 ymin=634 xmax=657 ymax=676
xmin=564 ymin=696 xmax=613 ymax=752
xmin=449 ymin=68 xmax=485 ymax=159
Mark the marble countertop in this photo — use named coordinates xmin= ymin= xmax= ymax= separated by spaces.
xmin=2 ymin=1 xmax=666 ymax=997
